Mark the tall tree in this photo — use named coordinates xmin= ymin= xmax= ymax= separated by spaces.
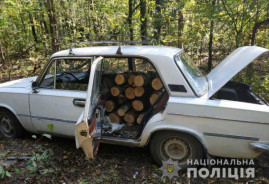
xmin=128 ymin=0 xmax=134 ymax=42
xmin=207 ymin=0 xmax=216 ymax=72
xmin=140 ymin=0 xmax=147 ymax=43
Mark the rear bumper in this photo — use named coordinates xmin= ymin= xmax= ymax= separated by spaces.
xmin=250 ymin=142 xmax=269 ymax=153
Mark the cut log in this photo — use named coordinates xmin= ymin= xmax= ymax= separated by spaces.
xmin=134 ymin=74 xmax=152 ymax=87
xmin=115 ymin=73 xmax=127 ymax=85
xmin=109 ymin=112 xmax=121 ymax=124
xmin=151 ymin=78 xmax=163 ymax=90
xmin=117 ymin=103 xmax=131 ymax=117
xmin=134 ymin=86 xmax=145 ymax=97
xmin=117 ymin=94 xmax=127 ymax=104
xmin=150 ymin=92 xmax=160 ymax=105
xmin=137 ymin=113 xmax=145 ymax=124
xmin=132 ymin=100 xmax=144 ymax=111
xmin=124 ymin=110 xmax=139 ymax=124
xmin=111 ymin=86 xmax=124 ymax=97
xmin=128 ymin=74 xmax=136 ymax=86
xmin=105 ymin=100 xmax=115 ymax=112
xmin=125 ymin=87 xmax=135 ymax=99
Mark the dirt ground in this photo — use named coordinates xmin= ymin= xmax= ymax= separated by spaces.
xmin=0 ymin=134 xmax=268 ymax=184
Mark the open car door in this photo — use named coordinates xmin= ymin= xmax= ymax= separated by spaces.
xmin=75 ymin=56 xmax=103 ymax=159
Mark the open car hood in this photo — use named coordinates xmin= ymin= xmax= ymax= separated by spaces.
xmin=207 ymin=46 xmax=269 ymax=98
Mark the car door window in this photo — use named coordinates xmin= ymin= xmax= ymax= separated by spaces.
xmin=39 ymin=58 xmax=92 ymax=91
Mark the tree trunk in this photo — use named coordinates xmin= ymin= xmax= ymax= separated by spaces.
xmin=140 ymin=0 xmax=147 ymax=43
xmin=128 ymin=0 xmax=134 ymax=42
xmin=28 ymin=13 xmax=38 ymax=43
xmin=247 ymin=18 xmax=269 ymax=76
xmin=177 ymin=11 xmax=184 ymax=48
xmin=153 ymin=0 xmax=162 ymax=42
xmin=45 ymin=0 xmax=58 ymax=53
xmin=207 ymin=0 xmax=216 ymax=72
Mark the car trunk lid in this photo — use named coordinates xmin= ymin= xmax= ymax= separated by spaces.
xmin=207 ymin=46 xmax=269 ymax=98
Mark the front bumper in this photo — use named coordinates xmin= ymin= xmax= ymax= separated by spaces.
xmin=250 ymin=142 xmax=269 ymax=153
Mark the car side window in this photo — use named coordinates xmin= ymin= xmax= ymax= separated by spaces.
xmin=39 ymin=58 xmax=92 ymax=91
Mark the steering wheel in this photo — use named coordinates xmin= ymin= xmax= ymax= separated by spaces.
xmin=59 ymin=72 xmax=79 ymax=81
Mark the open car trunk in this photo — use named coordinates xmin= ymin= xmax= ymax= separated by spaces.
xmin=212 ymin=81 xmax=267 ymax=105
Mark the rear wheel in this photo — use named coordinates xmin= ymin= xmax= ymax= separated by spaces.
xmin=150 ymin=131 xmax=204 ymax=166
xmin=0 ymin=110 xmax=24 ymax=138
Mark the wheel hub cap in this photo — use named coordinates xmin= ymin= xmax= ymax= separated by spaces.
xmin=0 ymin=116 xmax=13 ymax=137
xmin=163 ymin=138 xmax=190 ymax=160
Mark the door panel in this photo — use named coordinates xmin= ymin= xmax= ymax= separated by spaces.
xmin=75 ymin=56 xmax=103 ymax=159
xmin=30 ymin=89 xmax=86 ymax=136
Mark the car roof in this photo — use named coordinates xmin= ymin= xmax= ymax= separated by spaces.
xmin=50 ymin=46 xmax=183 ymax=59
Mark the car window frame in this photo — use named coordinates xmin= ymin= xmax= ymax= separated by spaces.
xmin=36 ymin=57 xmax=94 ymax=91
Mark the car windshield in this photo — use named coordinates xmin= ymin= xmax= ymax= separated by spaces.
xmin=175 ymin=53 xmax=208 ymax=96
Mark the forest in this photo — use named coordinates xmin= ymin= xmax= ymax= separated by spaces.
xmin=0 ymin=1 xmax=269 ymax=183
xmin=0 ymin=0 xmax=268 ymax=101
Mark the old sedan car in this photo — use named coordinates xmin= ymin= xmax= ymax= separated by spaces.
xmin=0 ymin=45 xmax=268 ymax=166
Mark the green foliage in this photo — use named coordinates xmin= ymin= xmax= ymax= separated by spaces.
xmin=0 ymin=0 xmax=268 ymax=98
xmin=0 ymin=166 xmax=11 ymax=178
xmin=26 ymin=147 xmax=54 ymax=175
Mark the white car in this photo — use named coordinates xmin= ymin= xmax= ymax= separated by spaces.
xmin=0 ymin=45 xmax=268 ymax=166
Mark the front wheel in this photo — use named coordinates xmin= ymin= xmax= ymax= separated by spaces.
xmin=150 ymin=131 xmax=205 ymax=166
xmin=0 ymin=110 xmax=25 ymax=138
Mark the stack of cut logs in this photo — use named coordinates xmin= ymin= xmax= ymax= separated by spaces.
xmin=102 ymin=72 xmax=163 ymax=125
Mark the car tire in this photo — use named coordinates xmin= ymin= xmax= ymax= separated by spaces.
xmin=0 ymin=110 xmax=25 ymax=138
xmin=150 ymin=131 xmax=204 ymax=166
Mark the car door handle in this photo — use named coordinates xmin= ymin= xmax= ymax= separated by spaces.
xmin=73 ymin=98 xmax=86 ymax=107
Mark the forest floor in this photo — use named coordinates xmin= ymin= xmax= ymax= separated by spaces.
xmin=0 ymin=134 xmax=268 ymax=184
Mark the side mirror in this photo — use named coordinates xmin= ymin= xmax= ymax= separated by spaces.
xmin=32 ymin=81 xmax=38 ymax=88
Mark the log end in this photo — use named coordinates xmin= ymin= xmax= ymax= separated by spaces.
xmin=152 ymin=78 xmax=163 ymax=90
